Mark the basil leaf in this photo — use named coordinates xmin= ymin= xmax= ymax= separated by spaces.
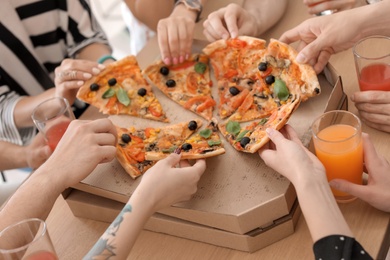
xmin=102 ymin=88 xmax=115 ymax=99
xmin=116 ymin=88 xmax=131 ymax=106
xmin=194 ymin=62 xmax=207 ymax=74
xmin=236 ymin=130 xmax=249 ymax=141
xmin=162 ymin=146 xmax=177 ymax=153
xmin=208 ymin=140 xmax=221 ymax=146
xmin=226 ymin=121 xmax=241 ymax=136
xmin=274 ymin=79 xmax=289 ymax=101
xmin=199 ymin=129 xmax=212 ymax=139
xmin=258 ymin=118 xmax=268 ymax=126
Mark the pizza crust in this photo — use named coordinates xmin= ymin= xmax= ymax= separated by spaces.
xmin=115 ymin=148 xmax=142 ymax=179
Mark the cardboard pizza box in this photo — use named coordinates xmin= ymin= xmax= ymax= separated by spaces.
xmin=69 ymin=34 xmax=346 ymax=231
xmin=63 ymin=188 xmax=301 ymax=253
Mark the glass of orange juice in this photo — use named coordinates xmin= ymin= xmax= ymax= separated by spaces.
xmin=311 ymin=110 xmax=363 ymax=203
xmin=353 ymin=36 xmax=390 ymax=91
xmin=0 ymin=218 xmax=58 ymax=260
xmin=32 ymin=97 xmax=75 ymax=151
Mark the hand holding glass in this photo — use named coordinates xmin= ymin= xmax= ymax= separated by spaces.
xmin=0 ymin=218 xmax=58 ymax=260
xmin=32 ymin=97 xmax=75 ymax=151
xmin=311 ymin=110 xmax=363 ymax=203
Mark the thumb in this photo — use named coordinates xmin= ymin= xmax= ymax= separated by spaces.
xmin=296 ymin=38 xmax=324 ymax=64
xmin=265 ymin=128 xmax=285 ymax=146
xmin=162 ymin=152 xmax=182 ymax=167
xmin=329 ymin=179 xmax=367 ymax=198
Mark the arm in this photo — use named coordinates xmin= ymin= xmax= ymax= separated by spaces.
xmin=280 ymin=0 xmax=390 ymax=73
xmin=0 ymin=118 xmax=117 ymax=230
xmin=0 ymin=134 xmax=51 ymax=171
xmin=203 ymin=0 xmax=287 ymax=42
xmin=258 ymin=125 xmax=352 ymax=242
xmin=84 ymin=152 xmax=206 ymax=259
xmin=124 ymin=0 xmax=174 ymax=31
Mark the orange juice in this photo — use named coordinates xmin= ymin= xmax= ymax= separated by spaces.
xmin=314 ymin=124 xmax=363 ymax=199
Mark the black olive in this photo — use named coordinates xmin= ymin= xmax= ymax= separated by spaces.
xmin=188 ymin=120 xmax=198 ymax=130
xmin=160 ymin=66 xmax=169 ymax=76
xmin=137 ymin=88 xmax=147 ymax=96
xmin=315 ymin=87 xmax=320 ymax=94
xmin=121 ymin=134 xmax=131 ymax=143
xmin=108 ymin=78 xmax=117 ymax=86
xmin=90 ymin=83 xmax=99 ymax=91
xmin=258 ymin=62 xmax=267 ymax=72
xmin=239 ymin=137 xmax=251 ymax=148
xmin=229 ymin=87 xmax=240 ymax=96
xmin=166 ymin=79 xmax=176 ymax=88
xmin=265 ymin=75 xmax=275 ymax=85
xmin=181 ymin=143 xmax=193 ymax=151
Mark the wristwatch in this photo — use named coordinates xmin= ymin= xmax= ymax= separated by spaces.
xmin=366 ymin=0 xmax=381 ymax=4
xmin=174 ymin=0 xmax=203 ymax=23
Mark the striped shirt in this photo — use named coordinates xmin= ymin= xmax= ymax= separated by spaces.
xmin=0 ymin=0 xmax=110 ymax=145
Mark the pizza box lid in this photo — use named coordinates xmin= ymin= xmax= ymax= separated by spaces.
xmin=63 ymin=188 xmax=301 ymax=253
xmin=73 ymin=38 xmax=346 ymax=235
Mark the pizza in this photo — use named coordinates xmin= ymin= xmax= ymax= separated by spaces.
xmin=116 ymin=119 xmax=206 ymax=178
xmin=143 ymin=53 xmax=216 ymax=120
xmin=77 ymin=55 xmax=169 ymax=122
xmin=146 ymin=118 xmax=225 ymax=160
xmin=202 ymin=37 xmax=321 ymax=153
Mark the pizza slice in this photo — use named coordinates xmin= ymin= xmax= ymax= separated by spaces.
xmin=203 ymin=36 xmax=267 ymax=81
xmin=217 ymin=79 xmax=251 ymax=120
xmin=146 ymin=118 xmax=225 ymax=160
xmin=143 ymin=53 xmax=216 ymax=120
xmin=116 ymin=119 xmax=202 ymax=178
xmin=218 ymin=95 xmax=301 ymax=153
xmin=77 ymin=55 xmax=169 ymax=122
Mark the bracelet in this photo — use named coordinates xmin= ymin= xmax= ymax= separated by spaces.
xmin=97 ymin=55 xmax=116 ymax=64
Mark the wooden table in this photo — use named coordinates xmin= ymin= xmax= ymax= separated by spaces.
xmin=46 ymin=0 xmax=390 ymax=259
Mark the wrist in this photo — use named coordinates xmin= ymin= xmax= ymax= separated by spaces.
xmin=173 ymin=0 xmax=202 ymax=22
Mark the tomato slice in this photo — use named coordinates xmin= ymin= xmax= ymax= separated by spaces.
xmin=148 ymin=103 xmax=163 ymax=117
xmin=186 ymin=72 xmax=199 ymax=95
xmin=227 ymin=38 xmax=247 ymax=49
xmin=197 ymin=98 xmax=216 ymax=112
xmin=169 ymin=61 xmax=196 ymax=71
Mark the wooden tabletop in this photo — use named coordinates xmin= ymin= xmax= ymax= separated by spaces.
xmin=46 ymin=0 xmax=390 ymax=259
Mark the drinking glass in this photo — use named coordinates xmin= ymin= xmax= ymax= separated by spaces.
xmin=0 ymin=218 xmax=58 ymax=260
xmin=311 ymin=110 xmax=363 ymax=203
xmin=353 ymin=35 xmax=390 ymax=91
xmin=32 ymin=97 xmax=75 ymax=151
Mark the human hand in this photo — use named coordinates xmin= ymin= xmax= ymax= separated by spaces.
xmin=279 ymin=10 xmax=362 ymax=74
xmin=157 ymin=15 xmax=196 ymax=65
xmin=24 ymin=133 xmax=52 ymax=170
xmin=351 ymin=91 xmax=390 ymax=133
xmin=330 ymin=133 xmax=390 ymax=212
xmin=136 ymin=152 xmax=206 ymax=211
xmin=258 ymin=125 xmax=326 ymax=186
xmin=54 ymin=59 xmax=106 ymax=104
xmin=303 ymin=0 xmax=356 ymax=15
xmin=44 ymin=118 xmax=117 ymax=189
xmin=203 ymin=4 xmax=258 ymax=42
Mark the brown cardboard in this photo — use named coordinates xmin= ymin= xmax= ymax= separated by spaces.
xmin=64 ymin=189 xmax=301 ymax=253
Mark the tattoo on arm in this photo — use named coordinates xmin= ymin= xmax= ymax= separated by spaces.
xmin=83 ymin=204 xmax=132 ymax=260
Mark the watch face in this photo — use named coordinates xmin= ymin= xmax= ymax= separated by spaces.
xmin=366 ymin=0 xmax=382 ymax=4
xmin=184 ymin=0 xmax=202 ymax=10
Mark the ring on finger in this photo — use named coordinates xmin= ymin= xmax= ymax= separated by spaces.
xmin=69 ymin=70 xmax=77 ymax=79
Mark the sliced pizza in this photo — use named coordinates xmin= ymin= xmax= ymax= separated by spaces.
xmin=146 ymin=118 xmax=225 ymax=160
xmin=77 ymin=55 xmax=169 ymax=122
xmin=116 ymin=119 xmax=202 ymax=178
xmin=143 ymin=53 xmax=216 ymax=120
xmin=218 ymin=94 xmax=301 ymax=153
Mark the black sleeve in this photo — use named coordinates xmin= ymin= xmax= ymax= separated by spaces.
xmin=313 ymin=235 xmax=373 ymax=260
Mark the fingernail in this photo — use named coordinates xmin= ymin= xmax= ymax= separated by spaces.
xmin=179 ymin=56 xmax=184 ymax=63
xmin=296 ymin=53 xmax=306 ymax=63
xmin=164 ymin=58 xmax=171 ymax=65
xmin=83 ymin=73 xmax=92 ymax=79
xmin=173 ymin=57 xmax=178 ymax=65
xmin=98 ymin=64 xmax=106 ymax=70
xmin=92 ymin=68 xmax=101 ymax=75
xmin=185 ymin=54 xmax=189 ymax=60
xmin=266 ymin=128 xmax=274 ymax=136
xmin=77 ymin=81 xmax=84 ymax=86
xmin=174 ymin=147 xmax=182 ymax=154
xmin=230 ymin=32 xmax=237 ymax=39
